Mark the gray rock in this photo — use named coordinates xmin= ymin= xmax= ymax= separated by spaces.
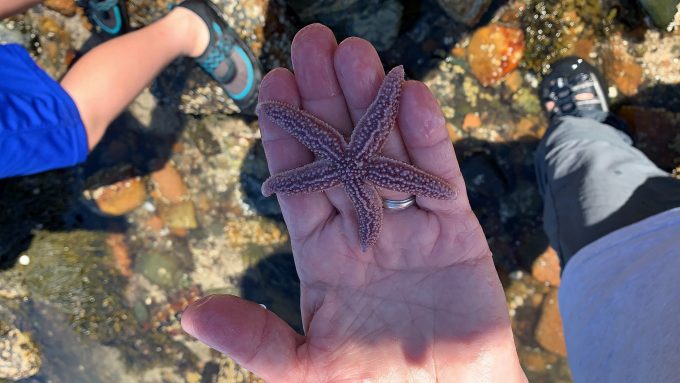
xmin=0 ymin=322 xmax=41 ymax=381
xmin=436 ymin=0 xmax=493 ymax=26
xmin=638 ymin=0 xmax=680 ymax=29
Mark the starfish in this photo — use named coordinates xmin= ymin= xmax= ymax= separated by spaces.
xmin=258 ymin=66 xmax=455 ymax=251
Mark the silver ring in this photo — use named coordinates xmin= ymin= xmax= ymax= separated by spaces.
xmin=383 ymin=196 xmax=416 ymax=211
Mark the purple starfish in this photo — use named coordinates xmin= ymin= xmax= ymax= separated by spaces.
xmin=259 ymin=66 xmax=455 ymax=251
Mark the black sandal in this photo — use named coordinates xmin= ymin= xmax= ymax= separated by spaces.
xmin=79 ymin=0 xmax=129 ymax=37
xmin=540 ymin=56 xmax=609 ymax=120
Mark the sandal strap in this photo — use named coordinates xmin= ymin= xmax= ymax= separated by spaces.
xmin=195 ymin=23 xmax=237 ymax=83
xmin=89 ymin=0 xmax=119 ymax=11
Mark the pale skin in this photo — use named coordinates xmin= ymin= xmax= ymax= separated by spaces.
xmin=181 ymin=24 xmax=527 ymax=382
xmin=2 ymin=0 xmax=210 ymax=150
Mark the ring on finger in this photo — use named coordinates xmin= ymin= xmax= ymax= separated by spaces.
xmin=383 ymin=196 xmax=416 ymax=211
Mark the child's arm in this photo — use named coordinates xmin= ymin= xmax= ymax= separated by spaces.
xmin=0 ymin=0 xmax=41 ymax=19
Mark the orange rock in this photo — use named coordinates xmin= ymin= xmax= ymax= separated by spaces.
xmin=151 ymin=163 xmax=188 ymax=204
xmin=604 ymin=34 xmax=643 ymax=96
xmin=503 ymin=70 xmax=524 ymax=93
xmin=106 ymin=233 xmax=132 ymax=277
xmin=462 ymin=113 xmax=482 ymax=131
xmin=170 ymin=228 xmax=188 ymax=237
xmin=451 ymin=46 xmax=466 ymax=58
xmin=570 ymin=38 xmax=595 ymax=60
xmin=44 ymin=0 xmax=77 ymax=16
xmin=146 ymin=215 xmax=164 ymax=233
xmin=535 ymin=289 xmax=567 ymax=357
xmin=468 ymin=25 xmax=525 ymax=87
xmin=531 ymin=246 xmax=561 ymax=287
xmin=172 ymin=142 xmax=184 ymax=154
xmin=92 ymin=177 xmax=147 ymax=216
xmin=446 ymin=122 xmax=460 ymax=142
xmin=512 ymin=117 xmax=546 ymax=141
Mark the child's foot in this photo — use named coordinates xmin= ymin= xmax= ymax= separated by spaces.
xmin=79 ymin=0 xmax=129 ymax=37
xmin=178 ymin=0 xmax=263 ymax=115
xmin=539 ymin=56 xmax=609 ymax=121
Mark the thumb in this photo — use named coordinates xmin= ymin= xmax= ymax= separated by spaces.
xmin=181 ymin=294 xmax=304 ymax=381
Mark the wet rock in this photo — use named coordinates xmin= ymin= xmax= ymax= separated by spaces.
xmin=288 ymin=0 xmax=403 ymax=51
xmin=151 ymin=163 xmax=189 ymax=204
xmin=462 ymin=113 xmax=482 ymax=132
xmin=535 ymin=289 xmax=567 ymax=357
xmin=519 ymin=346 xmax=559 ymax=373
xmin=436 ymin=0 xmax=493 ymax=26
xmin=106 ymin=233 xmax=133 ymax=277
xmin=0 ymin=20 xmax=28 ymax=45
xmin=604 ymin=34 xmax=643 ymax=97
xmin=446 ymin=122 xmax=460 ymax=141
xmin=224 ymin=217 xmax=288 ymax=251
xmin=503 ymin=70 xmax=524 ymax=93
xmin=0 ymin=321 xmax=41 ymax=380
xmin=512 ymin=116 xmax=546 ymax=141
xmin=467 ymin=24 xmax=524 ymax=86
xmin=34 ymin=15 xmax=72 ymax=79
xmin=531 ymin=247 xmax=561 ymax=287
xmin=146 ymin=286 xmax=202 ymax=336
xmin=44 ymin=0 xmax=77 ymax=17
xmin=641 ymin=31 xmax=680 ymax=84
xmin=22 ymin=231 xmax=132 ymax=343
xmin=159 ymin=201 xmax=198 ymax=229
xmin=521 ymin=0 xmax=602 ymax=75
xmin=618 ymin=106 xmax=680 ymax=169
xmin=200 ymin=357 xmax=262 ymax=383
xmin=88 ymin=177 xmax=147 ymax=216
xmin=511 ymin=88 xmax=541 ymax=116
xmin=569 ymin=38 xmax=596 ymax=60
xmin=638 ymin=0 xmax=680 ymax=29
xmin=134 ymin=252 xmax=183 ymax=290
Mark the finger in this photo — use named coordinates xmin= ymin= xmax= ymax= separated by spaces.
xmin=292 ymin=24 xmax=353 ymax=135
xmin=291 ymin=24 xmax=356 ymax=216
xmin=334 ymin=38 xmax=411 ymax=201
xmin=258 ymin=68 xmax=335 ymax=237
xmin=182 ymin=295 xmax=304 ymax=382
xmin=398 ymin=81 xmax=468 ymax=214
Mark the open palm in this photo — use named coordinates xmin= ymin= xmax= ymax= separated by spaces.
xmin=182 ymin=24 xmax=525 ymax=382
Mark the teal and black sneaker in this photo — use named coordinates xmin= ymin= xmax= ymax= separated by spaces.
xmin=178 ymin=0 xmax=263 ymax=115
xmin=79 ymin=0 xmax=129 ymax=37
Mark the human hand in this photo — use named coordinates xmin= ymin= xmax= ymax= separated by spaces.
xmin=182 ymin=24 xmax=526 ymax=382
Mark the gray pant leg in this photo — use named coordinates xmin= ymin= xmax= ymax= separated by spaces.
xmin=535 ymin=115 xmax=680 ymax=264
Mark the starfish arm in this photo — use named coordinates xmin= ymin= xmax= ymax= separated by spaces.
xmin=344 ymin=180 xmax=383 ymax=251
xmin=365 ymin=157 xmax=456 ymax=200
xmin=348 ymin=66 xmax=405 ymax=161
xmin=262 ymin=160 xmax=342 ymax=197
xmin=257 ymin=101 xmax=347 ymax=161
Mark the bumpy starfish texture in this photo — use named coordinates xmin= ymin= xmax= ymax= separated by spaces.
xmin=259 ymin=66 xmax=455 ymax=251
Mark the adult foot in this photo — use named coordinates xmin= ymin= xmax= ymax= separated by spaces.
xmin=178 ymin=0 xmax=263 ymax=115
xmin=539 ymin=56 xmax=609 ymax=120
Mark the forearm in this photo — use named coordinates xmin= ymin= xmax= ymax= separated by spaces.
xmin=0 ymin=0 xmax=41 ymax=19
